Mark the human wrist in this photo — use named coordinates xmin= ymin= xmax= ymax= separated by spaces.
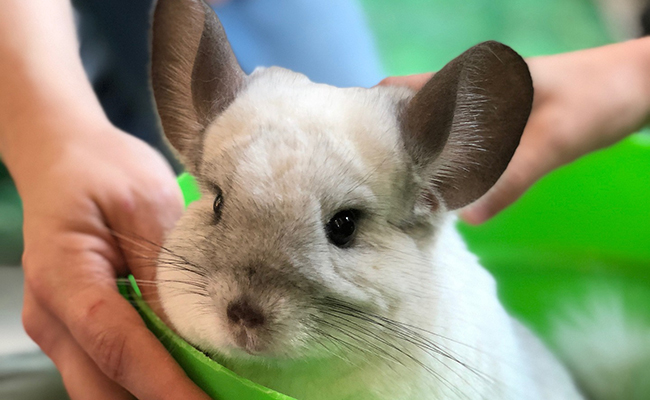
xmin=0 ymin=97 xmax=113 ymax=188
xmin=601 ymin=37 xmax=650 ymax=135
xmin=0 ymin=50 xmax=110 ymax=162
xmin=0 ymin=58 xmax=106 ymax=140
xmin=0 ymin=0 xmax=107 ymax=164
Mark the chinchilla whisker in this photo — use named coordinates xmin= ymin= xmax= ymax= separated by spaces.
xmin=361 ymin=323 xmax=488 ymax=399
xmin=157 ymin=277 xmax=207 ymax=285
xmin=110 ymin=230 xmax=166 ymax=253
xmin=155 ymin=261 xmax=209 ymax=278
xmin=155 ymin=276 xmax=208 ymax=286
xmin=110 ymin=231 xmax=208 ymax=281
xmin=342 ymin=309 xmax=481 ymax=379
xmin=118 ymin=278 xmax=209 ymax=297
xmin=317 ymin=298 xmax=497 ymax=389
xmin=121 ymin=276 xmax=209 ymax=292
xmin=358 ymin=312 xmax=497 ymax=384
xmin=311 ymin=315 xmax=451 ymax=387
xmin=156 ymin=259 xmax=206 ymax=270
xmin=160 ymin=289 xmax=210 ymax=298
xmin=317 ymin=310 xmax=478 ymax=400
xmin=302 ymin=329 xmax=349 ymax=363
xmin=153 ymin=281 xmax=210 ymax=292
xmin=110 ymin=230 xmax=166 ymax=254
xmin=111 ymin=230 xmax=206 ymax=272
xmin=129 ymin=260 xmax=209 ymax=281
xmin=307 ymin=326 xmax=361 ymax=367
xmin=155 ymin=247 xmax=205 ymax=270
xmin=320 ymin=298 xmax=460 ymax=355
xmin=311 ymin=316 xmax=401 ymax=369
xmin=318 ymin=314 xmax=417 ymax=371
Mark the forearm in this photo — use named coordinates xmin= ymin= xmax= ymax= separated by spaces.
xmin=634 ymin=36 xmax=650 ymax=126
xmin=0 ymin=0 xmax=106 ymax=167
xmin=528 ymin=36 xmax=650 ymax=146
xmin=608 ymin=36 xmax=650 ymax=129
xmin=579 ymin=36 xmax=650 ymax=129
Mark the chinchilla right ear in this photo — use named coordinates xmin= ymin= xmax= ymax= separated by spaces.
xmin=400 ymin=41 xmax=534 ymax=211
xmin=151 ymin=0 xmax=245 ymax=172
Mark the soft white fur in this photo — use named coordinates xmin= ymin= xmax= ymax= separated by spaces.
xmin=553 ymin=293 xmax=650 ymax=400
xmin=158 ymin=67 xmax=584 ymax=400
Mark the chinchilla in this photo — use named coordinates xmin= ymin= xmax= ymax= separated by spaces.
xmin=146 ymin=1 xmax=639 ymax=399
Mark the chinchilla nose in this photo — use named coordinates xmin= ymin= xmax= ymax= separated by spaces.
xmin=226 ymin=299 xmax=266 ymax=328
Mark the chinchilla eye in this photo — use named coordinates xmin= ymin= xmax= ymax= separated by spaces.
xmin=212 ymin=185 xmax=223 ymax=222
xmin=326 ymin=209 xmax=359 ymax=248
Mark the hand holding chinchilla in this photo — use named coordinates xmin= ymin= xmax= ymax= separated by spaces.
xmin=151 ymin=1 xmax=643 ymax=399
xmin=382 ymin=38 xmax=650 ymax=224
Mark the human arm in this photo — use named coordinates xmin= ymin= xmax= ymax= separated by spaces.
xmin=0 ymin=1 xmax=209 ymax=399
xmin=380 ymin=37 xmax=650 ymax=223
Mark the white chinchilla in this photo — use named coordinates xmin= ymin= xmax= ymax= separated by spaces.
xmin=147 ymin=1 xmax=622 ymax=399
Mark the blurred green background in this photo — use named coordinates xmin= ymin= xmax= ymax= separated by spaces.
xmin=361 ymin=0 xmax=611 ymax=74
xmin=0 ymin=161 xmax=22 ymax=265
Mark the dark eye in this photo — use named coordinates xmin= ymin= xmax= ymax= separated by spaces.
xmin=212 ymin=185 xmax=223 ymax=222
xmin=326 ymin=209 xmax=359 ymax=248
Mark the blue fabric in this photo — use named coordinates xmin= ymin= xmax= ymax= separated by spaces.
xmin=75 ymin=0 xmax=385 ymax=155
xmin=213 ymin=0 xmax=384 ymax=87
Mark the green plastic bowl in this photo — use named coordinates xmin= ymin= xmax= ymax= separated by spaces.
xmin=121 ymin=133 xmax=650 ymax=400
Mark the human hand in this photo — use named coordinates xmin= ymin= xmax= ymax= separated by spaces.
xmin=206 ymin=0 xmax=232 ymax=5
xmin=8 ymin=114 xmax=210 ymax=400
xmin=379 ymin=38 xmax=650 ymax=223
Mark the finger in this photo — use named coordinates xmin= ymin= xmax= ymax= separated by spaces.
xmin=29 ymin=254 xmax=210 ymax=400
xmin=459 ymin=121 xmax=560 ymax=224
xmin=377 ymin=73 xmax=434 ymax=90
xmin=23 ymin=287 xmax=135 ymax=400
xmin=459 ymin=163 xmax=534 ymax=224
xmin=107 ymin=182 xmax=183 ymax=312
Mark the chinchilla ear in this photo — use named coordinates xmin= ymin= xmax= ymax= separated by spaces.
xmin=151 ymin=0 xmax=245 ymax=172
xmin=401 ymin=41 xmax=533 ymax=211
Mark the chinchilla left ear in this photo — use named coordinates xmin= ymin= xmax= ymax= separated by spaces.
xmin=400 ymin=41 xmax=533 ymax=211
xmin=151 ymin=0 xmax=245 ymax=172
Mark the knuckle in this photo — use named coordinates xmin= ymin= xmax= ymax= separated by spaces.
xmin=114 ymin=190 xmax=139 ymax=217
xmin=21 ymin=305 xmax=44 ymax=344
xmin=23 ymin=268 xmax=49 ymax=304
xmin=117 ymin=184 xmax=179 ymax=220
xmin=93 ymin=329 xmax=129 ymax=382
xmin=535 ymin=111 xmax=573 ymax=151
xmin=67 ymin=293 xmax=142 ymax=384
xmin=503 ymin=166 xmax=529 ymax=189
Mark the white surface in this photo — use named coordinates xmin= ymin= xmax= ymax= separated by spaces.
xmin=0 ymin=266 xmax=68 ymax=400
xmin=0 ymin=267 xmax=39 ymax=355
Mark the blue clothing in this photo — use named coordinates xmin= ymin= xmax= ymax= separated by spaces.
xmin=213 ymin=0 xmax=384 ymax=88
xmin=74 ymin=0 xmax=384 ymax=159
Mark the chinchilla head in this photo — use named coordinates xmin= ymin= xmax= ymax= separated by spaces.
xmin=151 ymin=0 xmax=533 ymax=364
